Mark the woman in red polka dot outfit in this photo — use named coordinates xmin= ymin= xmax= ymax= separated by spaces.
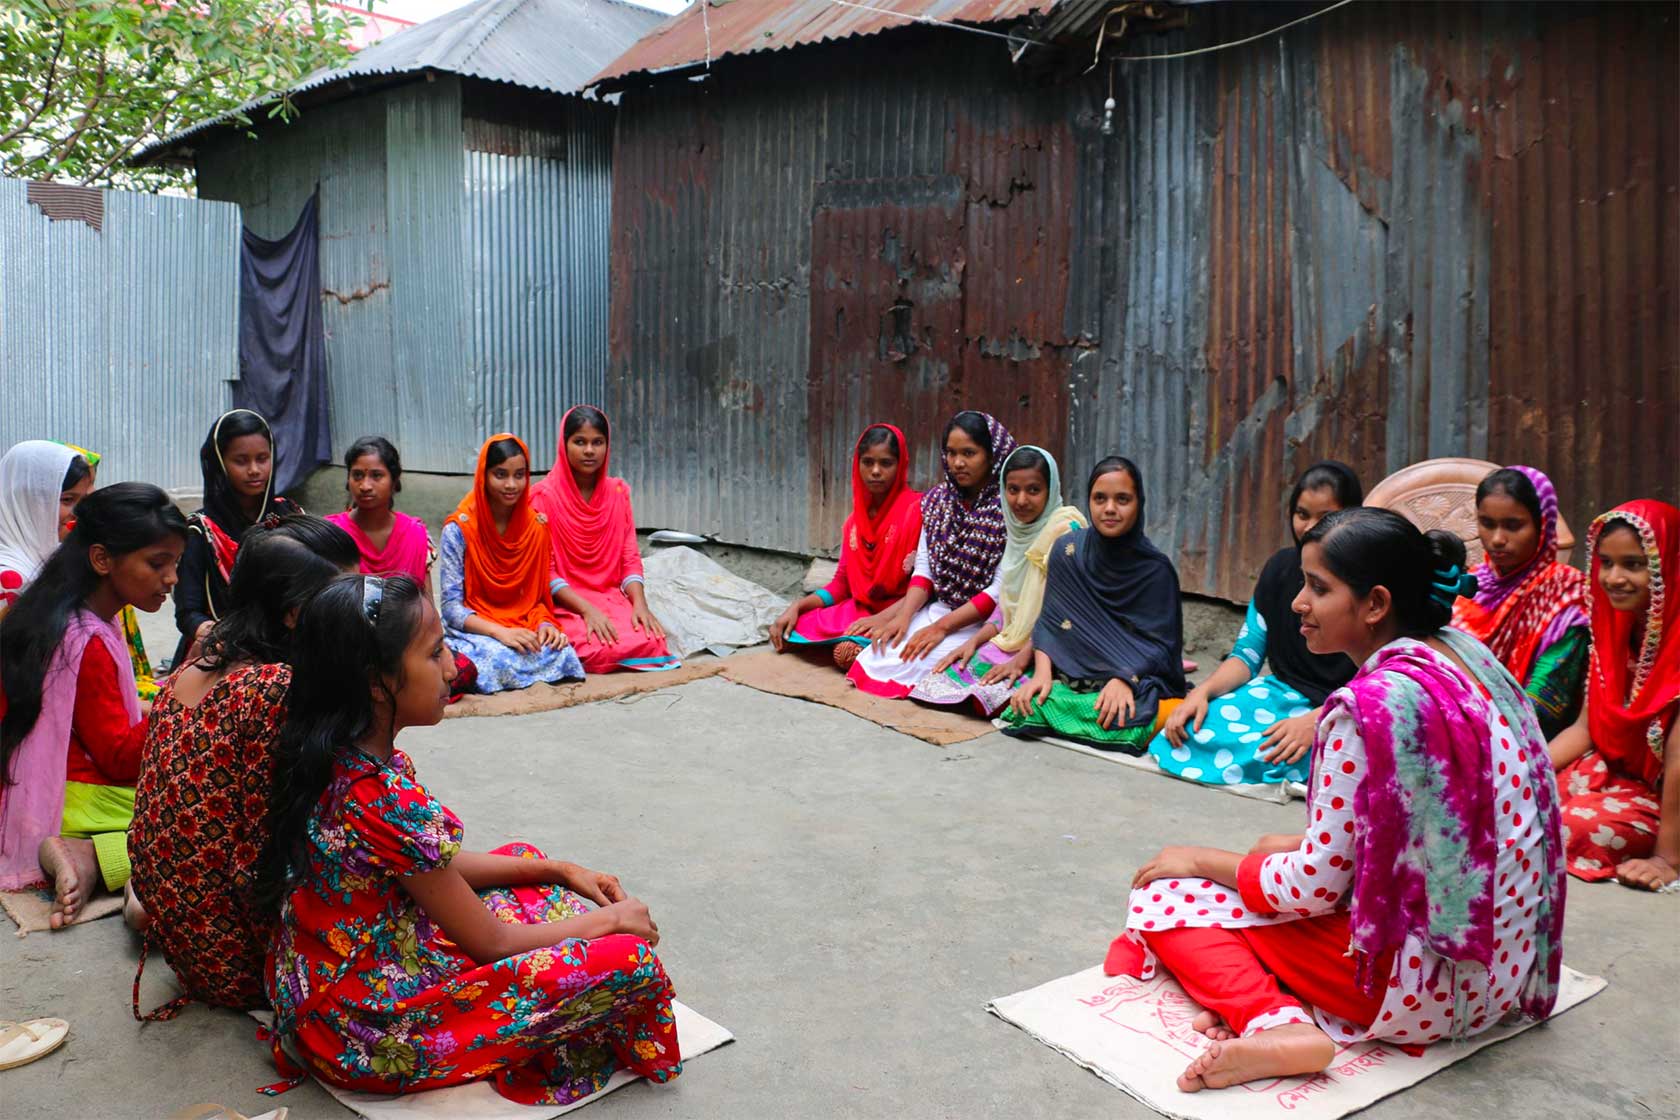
xmin=1107 ymin=508 xmax=1566 ymax=1093
xmin=1546 ymin=501 xmax=1679 ymax=889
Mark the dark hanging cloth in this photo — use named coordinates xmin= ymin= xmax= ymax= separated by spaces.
xmin=1031 ymin=523 xmax=1187 ymax=730
xmin=235 ymin=190 xmax=330 ymax=495
xmin=1251 ymin=544 xmax=1357 ymax=706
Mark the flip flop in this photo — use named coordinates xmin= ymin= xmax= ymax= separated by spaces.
xmin=168 ymin=1105 xmax=290 ymax=1120
xmin=0 ymin=1017 xmax=69 ymax=1071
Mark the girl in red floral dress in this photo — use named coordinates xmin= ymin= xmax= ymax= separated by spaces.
xmin=257 ymin=573 xmax=681 ymax=1104
xmin=129 ymin=514 xmax=359 ymax=1013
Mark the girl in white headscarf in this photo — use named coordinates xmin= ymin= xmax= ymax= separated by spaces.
xmin=0 ymin=441 xmax=93 ymax=616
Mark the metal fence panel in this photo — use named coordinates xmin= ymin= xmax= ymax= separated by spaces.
xmin=0 ymin=177 xmax=238 ymax=490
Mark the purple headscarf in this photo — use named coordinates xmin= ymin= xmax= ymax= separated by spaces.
xmin=920 ymin=412 xmax=1017 ymax=607
xmin=1471 ymin=465 xmax=1587 ymax=649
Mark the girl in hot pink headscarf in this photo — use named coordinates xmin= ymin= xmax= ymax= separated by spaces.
xmin=529 ymin=407 xmax=678 ymax=673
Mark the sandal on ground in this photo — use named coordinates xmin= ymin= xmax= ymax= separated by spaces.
xmin=169 ymin=1105 xmax=290 ymax=1120
xmin=0 ymin=1018 xmax=69 ymax=1071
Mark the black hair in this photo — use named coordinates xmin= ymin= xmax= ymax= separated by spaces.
xmin=60 ymin=456 xmax=92 ymax=492
xmin=0 ymin=483 xmax=188 ymax=784
xmin=944 ymin=411 xmax=994 ymax=458
xmin=199 ymin=409 xmax=275 ymax=533
xmin=1289 ymin=461 xmax=1363 ymax=521
xmin=563 ymin=406 xmax=611 ymax=444
xmin=257 ymin=574 xmax=426 ymax=913
xmin=858 ymin=425 xmax=901 ymax=458
xmin=1435 ymin=530 xmax=1469 ymax=572
xmin=1475 ymin=468 xmax=1542 ymax=531
xmin=1087 ymin=455 xmax=1146 ymax=524
xmin=194 ymin=515 xmax=359 ymax=673
xmin=484 ymin=437 xmax=526 ymax=472
xmin=344 ymin=436 xmax=403 ymax=496
xmin=1300 ymin=507 xmax=1463 ymax=637
xmin=1003 ymin=446 xmax=1052 ymax=489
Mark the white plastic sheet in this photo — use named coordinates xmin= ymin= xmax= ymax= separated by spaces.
xmin=640 ymin=546 xmax=789 ymax=658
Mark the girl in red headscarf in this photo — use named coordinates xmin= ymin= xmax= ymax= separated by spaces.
xmin=528 ymin=407 xmax=678 ymax=674
xmin=769 ymin=424 xmax=922 ymax=669
xmin=1548 ymin=500 xmax=1680 ymax=889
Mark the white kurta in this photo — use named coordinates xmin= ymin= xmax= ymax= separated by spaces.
xmin=848 ymin=528 xmax=1002 ymax=697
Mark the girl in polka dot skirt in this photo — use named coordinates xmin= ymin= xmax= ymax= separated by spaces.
xmin=1108 ymin=508 xmax=1566 ymax=1094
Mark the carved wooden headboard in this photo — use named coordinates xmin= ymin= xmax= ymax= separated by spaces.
xmin=1365 ymin=458 xmax=1576 ymax=568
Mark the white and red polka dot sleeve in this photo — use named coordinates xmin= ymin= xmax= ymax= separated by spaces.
xmin=1244 ymin=708 xmax=1363 ymax=917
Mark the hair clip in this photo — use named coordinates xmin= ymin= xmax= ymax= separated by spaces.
xmin=362 ymin=576 xmax=385 ymax=625
xmin=1429 ymin=565 xmax=1478 ymax=608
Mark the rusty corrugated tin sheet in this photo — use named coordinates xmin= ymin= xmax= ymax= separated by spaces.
xmin=607 ymin=30 xmax=1081 ymax=553
xmin=591 ymin=0 xmax=1056 ymax=88
xmin=607 ymin=2 xmax=1678 ymax=600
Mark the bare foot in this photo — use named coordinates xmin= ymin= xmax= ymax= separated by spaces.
xmin=1178 ymin=1023 xmax=1335 ymax=1092
xmin=123 ymin=882 xmax=151 ymax=932
xmin=38 ymin=836 xmax=99 ymax=930
xmin=1191 ymin=1009 xmax=1236 ymax=1041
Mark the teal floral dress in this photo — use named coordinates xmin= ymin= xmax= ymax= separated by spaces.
xmin=266 ymin=749 xmax=681 ymax=1105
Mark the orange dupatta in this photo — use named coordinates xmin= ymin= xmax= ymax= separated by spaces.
xmin=445 ymin=434 xmax=555 ymax=632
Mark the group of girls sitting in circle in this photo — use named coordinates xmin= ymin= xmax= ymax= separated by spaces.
xmin=0 ymin=398 xmax=1672 ymax=1102
xmin=770 ymin=410 xmax=1677 ymax=904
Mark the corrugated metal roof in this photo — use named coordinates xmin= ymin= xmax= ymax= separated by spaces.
xmin=591 ymin=0 xmax=1058 ymax=88
xmin=138 ymin=0 xmax=661 ymax=163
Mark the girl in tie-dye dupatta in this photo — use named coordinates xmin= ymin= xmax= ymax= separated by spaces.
xmin=1327 ymin=627 xmax=1565 ymax=1019
xmin=1106 ymin=508 xmax=1564 ymax=1095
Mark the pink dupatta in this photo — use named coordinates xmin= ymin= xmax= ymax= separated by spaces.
xmin=529 ymin=406 xmax=640 ymax=595
xmin=0 ymin=610 xmax=137 ymax=889
xmin=325 ymin=510 xmax=432 ymax=584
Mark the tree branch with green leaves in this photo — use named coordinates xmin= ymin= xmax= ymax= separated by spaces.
xmin=0 ymin=0 xmax=367 ymax=193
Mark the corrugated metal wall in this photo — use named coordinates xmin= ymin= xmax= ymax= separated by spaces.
xmin=198 ymin=87 xmax=405 ymax=462
xmin=608 ymin=2 xmax=1678 ymax=600
xmin=465 ymin=92 xmax=614 ymax=471
xmin=196 ymin=75 xmax=617 ymax=474
xmin=0 ymin=178 xmax=238 ymax=489
xmin=387 ymin=80 xmax=474 ymax=468
xmin=609 ymin=45 xmax=1088 ymax=553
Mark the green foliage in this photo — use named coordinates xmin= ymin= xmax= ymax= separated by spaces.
xmin=0 ymin=1 xmax=368 ymax=192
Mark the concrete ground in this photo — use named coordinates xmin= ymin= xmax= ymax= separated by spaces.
xmin=2 ymin=672 xmax=1676 ymax=1120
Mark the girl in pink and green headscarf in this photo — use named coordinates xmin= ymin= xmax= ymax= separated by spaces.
xmin=1452 ymin=465 xmax=1590 ymax=738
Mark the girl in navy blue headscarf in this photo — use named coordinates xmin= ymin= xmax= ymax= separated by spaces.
xmin=1002 ymin=456 xmax=1185 ymax=752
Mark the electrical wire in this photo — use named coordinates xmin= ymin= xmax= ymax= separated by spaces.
xmin=825 ymin=0 xmax=1359 ymax=62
